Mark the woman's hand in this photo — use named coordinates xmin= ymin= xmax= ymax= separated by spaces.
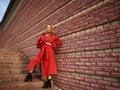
xmin=46 ymin=42 xmax=52 ymax=46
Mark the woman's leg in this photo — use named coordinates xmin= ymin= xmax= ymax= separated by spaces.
xmin=24 ymin=55 xmax=40 ymax=82
xmin=48 ymin=75 xmax=52 ymax=79
xmin=27 ymin=55 xmax=40 ymax=72
xmin=29 ymin=68 xmax=33 ymax=73
xmin=48 ymin=75 xmax=53 ymax=87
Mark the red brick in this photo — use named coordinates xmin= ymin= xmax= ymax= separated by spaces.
xmin=111 ymin=72 xmax=120 ymax=77
xmin=105 ymin=67 xmax=118 ymax=72
xmin=111 ymin=82 xmax=120 ymax=88
xmin=90 ymin=42 xmax=101 ymax=46
xmin=79 ymin=85 xmax=86 ymax=89
xmin=75 ymin=47 xmax=85 ymax=52
xmin=97 ymin=62 xmax=110 ymax=67
xmin=76 ymin=69 xmax=85 ymax=73
xmin=79 ymin=58 xmax=89 ymax=62
xmin=80 ymin=81 xmax=91 ymax=86
xmin=96 ymin=44 xmax=110 ymax=49
xmin=79 ymin=66 xmax=89 ymax=70
xmin=85 ymin=62 xmax=96 ymax=66
xmin=91 ymin=83 xmax=99 ymax=88
xmin=75 ymin=62 xmax=85 ymax=66
xmin=104 ymin=86 xmax=120 ymax=90
xmin=97 ymin=80 xmax=111 ymax=86
xmin=75 ymin=76 xmax=84 ymax=81
xmin=110 ymin=33 xmax=120 ymax=39
xmin=85 ymin=78 xmax=96 ymax=83
xmin=111 ymin=63 xmax=120 ymax=67
xmin=85 ymin=86 xmax=96 ymax=90
xmin=111 ymin=43 xmax=120 ymax=48
xmin=102 ymin=58 xmax=118 ymax=62
xmin=67 ymin=69 xmax=75 ymax=72
xmin=85 ymin=46 xmax=96 ymax=50
xmin=111 ymin=53 xmax=120 ymax=57
xmin=90 ymin=66 xmax=104 ymax=71
xmin=97 ymin=53 xmax=111 ymax=57
xmin=96 ymin=71 xmax=111 ymax=76
xmin=101 ymin=39 xmax=117 ymax=44
xmin=89 ymin=58 xmax=102 ymax=62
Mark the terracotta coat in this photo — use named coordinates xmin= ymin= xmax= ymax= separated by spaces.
xmin=27 ymin=33 xmax=62 ymax=76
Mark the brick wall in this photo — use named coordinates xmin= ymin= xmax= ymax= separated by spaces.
xmin=0 ymin=0 xmax=120 ymax=90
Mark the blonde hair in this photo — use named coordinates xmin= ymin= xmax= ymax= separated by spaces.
xmin=47 ymin=25 xmax=56 ymax=39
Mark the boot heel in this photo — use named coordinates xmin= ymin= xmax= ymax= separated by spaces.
xmin=24 ymin=72 xmax=32 ymax=82
xmin=42 ymin=79 xmax=52 ymax=88
xmin=48 ymin=85 xmax=51 ymax=88
xmin=30 ymin=77 xmax=32 ymax=81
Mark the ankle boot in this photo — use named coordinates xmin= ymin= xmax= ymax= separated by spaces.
xmin=42 ymin=80 xmax=47 ymax=88
xmin=42 ymin=79 xmax=52 ymax=88
xmin=24 ymin=72 xmax=32 ymax=82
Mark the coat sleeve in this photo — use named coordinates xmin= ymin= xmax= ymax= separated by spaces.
xmin=36 ymin=33 xmax=46 ymax=49
xmin=36 ymin=37 xmax=43 ymax=49
xmin=51 ymin=35 xmax=62 ymax=48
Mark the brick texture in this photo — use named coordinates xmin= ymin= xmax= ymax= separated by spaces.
xmin=0 ymin=0 xmax=120 ymax=90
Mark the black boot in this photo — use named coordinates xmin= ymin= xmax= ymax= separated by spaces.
xmin=24 ymin=72 xmax=32 ymax=82
xmin=42 ymin=79 xmax=52 ymax=88
xmin=42 ymin=80 xmax=47 ymax=88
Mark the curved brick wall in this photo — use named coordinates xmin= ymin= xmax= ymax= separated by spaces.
xmin=0 ymin=0 xmax=120 ymax=90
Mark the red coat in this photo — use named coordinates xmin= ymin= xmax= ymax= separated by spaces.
xmin=27 ymin=33 xmax=62 ymax=77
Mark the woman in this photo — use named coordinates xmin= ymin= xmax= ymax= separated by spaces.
xmin=24 ymin=25 xmax=62 ymax=88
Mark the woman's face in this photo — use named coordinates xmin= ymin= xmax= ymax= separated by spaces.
xmin=46 ymin=25 xmax=51 ymax=32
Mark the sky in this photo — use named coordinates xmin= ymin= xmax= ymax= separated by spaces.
xmin=0 ymin=0 xmax=10 ymax=22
